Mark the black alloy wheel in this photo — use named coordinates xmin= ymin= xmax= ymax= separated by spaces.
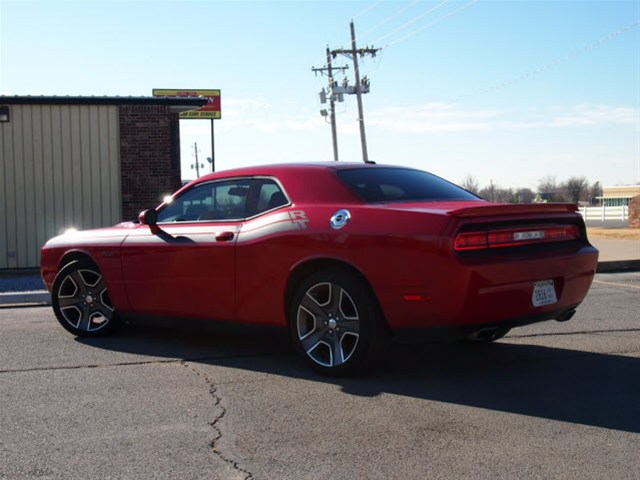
xmin=289 ymin=268 xmax=387 ymax=376
xmin=51 ymin=260 xmax=120 ymax=337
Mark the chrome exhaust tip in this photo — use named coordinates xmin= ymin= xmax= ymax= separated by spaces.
xmin=556 ymin=308 xmax=577 ymax=322
xmin=467 ymin=328 xmax=500 ymax=342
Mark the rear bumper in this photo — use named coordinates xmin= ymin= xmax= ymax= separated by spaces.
xmin=378 ymin=243 xmax=598 ymax=330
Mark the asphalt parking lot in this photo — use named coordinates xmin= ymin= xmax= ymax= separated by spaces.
xmin=1 ymin=272 xmax=639 ymax=480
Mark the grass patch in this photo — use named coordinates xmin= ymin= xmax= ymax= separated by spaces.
xmin=587 ymin=227 xmax=640 ymax=240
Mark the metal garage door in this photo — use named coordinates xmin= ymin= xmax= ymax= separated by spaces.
xmin=0 ymin=104 xmax=122 ymax=269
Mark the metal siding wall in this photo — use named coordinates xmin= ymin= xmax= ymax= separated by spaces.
xmin=0 ymin=104 xmax=121 ymax=269
xmin=1 ymin=115 xmax=17 ymax=269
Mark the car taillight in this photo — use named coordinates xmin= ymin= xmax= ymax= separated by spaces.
xmin=454 ymin=225 xmax=580 ymax=251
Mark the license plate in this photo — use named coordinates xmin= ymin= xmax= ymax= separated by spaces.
xmin=532 ymin=280 xmax=557 ymax=307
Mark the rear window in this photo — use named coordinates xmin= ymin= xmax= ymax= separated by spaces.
xmin=337 ymin=167 xmax=479 ymax=203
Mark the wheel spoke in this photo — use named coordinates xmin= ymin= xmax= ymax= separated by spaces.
xmin=338 ymin=318 xmax=360 ymax=335
xmin=78 ymin=269 xmax=102 ymax=289
xmin=93 ymin=276 xmax=107 ymax=294
xmin=77 ymin=304 xmax=93 ymax=333
xmin=338 ymin=331 xmax=359 ymax=363
xmin=58 ymin=295 xmax=83 ymax=309
xmin=328 ymin=285 xmax=342 ymax=316
xmin=300 ymin=327 xmax=329 ymax=354
xmin=69 ymin=271 xmax=89 ymax=295
xmin=299 ymin=294 xmax=327 ymax=321
xmin=98 ymin=288 xmax=114 ymax=312
xmin=327 ymin=334 xmax=344 ymax=366
xmin=94 ymin=303 xmax=113 ymax=320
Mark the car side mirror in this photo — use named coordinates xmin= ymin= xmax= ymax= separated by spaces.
xmin=138 ymin=209 xmax=159 ymax=233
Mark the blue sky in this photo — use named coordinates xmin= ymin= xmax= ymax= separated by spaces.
xmin=1 ymin=0 xmax=638 ymax=190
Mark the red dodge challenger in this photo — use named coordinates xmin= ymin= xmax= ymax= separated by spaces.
xmin=41 ymin=163 xmax=599 ymax=375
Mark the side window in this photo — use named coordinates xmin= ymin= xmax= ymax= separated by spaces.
xmin=380 ymin=184 xmax=408 ymax=201
xmin=254 ymin=180 xmax=288 ymax=215
xmin=157 ymin=179 xmax=252 ymax=223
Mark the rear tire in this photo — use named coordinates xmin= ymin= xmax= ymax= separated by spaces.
xmin=289 ymin=268 xmax=387 ymax=376
xmin=51 ymin=260 xmax=120 ymax=337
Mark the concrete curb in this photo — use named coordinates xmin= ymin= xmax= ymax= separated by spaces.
xmin=596 ymin=260 xmax=640 ymax=274
xmin=0 ymin=290 xmax=51 ymax=306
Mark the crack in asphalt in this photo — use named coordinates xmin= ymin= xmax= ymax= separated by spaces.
xmin=0 ymin=358 xmax=182 ymax=374
xmin=0 ymin=352 xmax=285 ymax=374
xmin=1 ymin=356 xmax=259 ymax=478
xmin=183 ymin=362 xmax=254 ymax=480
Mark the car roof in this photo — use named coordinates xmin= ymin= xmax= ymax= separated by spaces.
xmin=194 ymin=161 xmax=412 ymax=181
xmin=179 ymin=162 xmax=433 ymax=206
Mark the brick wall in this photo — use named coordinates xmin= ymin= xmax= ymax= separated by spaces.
xmin=119 ymin=105 xmax=181 ymax=220
xmin=629 ymin=195 xmax=640 ymax=229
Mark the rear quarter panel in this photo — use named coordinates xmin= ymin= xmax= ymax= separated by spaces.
xmin=234 ymin=203 xmax=456 ymax=326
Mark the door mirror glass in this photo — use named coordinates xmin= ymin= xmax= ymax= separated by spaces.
xmin=139 ymin=209 xmax=158 ymax=226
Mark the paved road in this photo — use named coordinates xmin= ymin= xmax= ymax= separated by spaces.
xmin=1 ymin=273 xmax=639 ymax=480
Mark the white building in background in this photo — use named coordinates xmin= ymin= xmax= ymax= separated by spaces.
xmin=599 ymin=185 xmax=640 ymax=207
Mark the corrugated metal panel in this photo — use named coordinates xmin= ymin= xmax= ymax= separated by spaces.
xmin=0 ymin=104 xmax=121 ymax=269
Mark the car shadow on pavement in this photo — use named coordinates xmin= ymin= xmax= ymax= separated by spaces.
xmin=76 ymin=320 xmax=640 ymax=435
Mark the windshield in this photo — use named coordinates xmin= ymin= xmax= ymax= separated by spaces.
xmin=337 ymin=167 xmax=479 ymax=203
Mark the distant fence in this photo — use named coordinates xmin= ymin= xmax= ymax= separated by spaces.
xmin=578 ymin=205 xmax=628 ymax=222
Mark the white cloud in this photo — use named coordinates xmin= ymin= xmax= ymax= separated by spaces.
xmin=367 ymin=103 xmax=504 ymax=133
xmin=210 ymin=96 xmax=325 ymax=133
xmin=363 ymin=102 xmax=640 ymax=133
xmin=549 ymin=104 xmax=639 ymax=127
xmin=190 ymin=97 xmax=639 ymax=137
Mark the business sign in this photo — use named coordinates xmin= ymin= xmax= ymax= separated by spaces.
xmin=152 ymin=89 xmax=221 ymax=119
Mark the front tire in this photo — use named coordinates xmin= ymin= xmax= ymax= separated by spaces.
xmin=289 ymin=269 xmax=387 ymax=376
xmin=51 ymin=260 xmax=120 ymax=337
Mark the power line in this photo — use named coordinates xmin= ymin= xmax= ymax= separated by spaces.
xmin=385 ymin=0 xmax=478 ymax=48
xmin=309 ymin=1 xmax=384 ymax=82
xmin=453 ymin=20 xmax=640 ymax=102
xmin=360 ymin=0 xmax=422 ymax=38
xmin=372 ymin=0 xmax=453 ymax=45
xmin=353 ymin=0 xmax=385 ymax=19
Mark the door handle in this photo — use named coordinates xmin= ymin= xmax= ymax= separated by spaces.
xmin=215 ymin=231 xmax=235 ymax=242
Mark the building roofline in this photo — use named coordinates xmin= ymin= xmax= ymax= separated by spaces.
xmin=0 ymin=95 xmax=208 ymax=108
xmin=597 ymin=195 xmax=636 ymax=199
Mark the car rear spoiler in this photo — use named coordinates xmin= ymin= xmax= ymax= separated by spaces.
xmin=450 ymin=203 xmax=578 ymax=218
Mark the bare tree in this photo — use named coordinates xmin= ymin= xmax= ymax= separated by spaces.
xmin=479 ymin=181 xmax=496 ymax=202
xmin=537 ymin=175 xmax=563 ymax=201
xmin=460 ymin=175 xmax=480 ymax=195
xmin=589 ymin=181 xmax=602 ymax=205
xmin=494 ymin=187 xmax=515 ymax=203
xmin=538 ymin=175 xmax=557 ymax=193
xmin=478 ymin=182 xmax=514 ymax=203
xmin=515 ymin=188 xmax=535 ymax=203
xmin=562 ymin=176 xmax=589 ymax=204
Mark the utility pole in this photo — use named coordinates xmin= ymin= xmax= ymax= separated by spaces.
xmin=326 ymin=47 xmax=339 ymax=161
xmin=210 ymin=119 xmax=215 ymax=172
xmin=330 ymin=21 xmax=379 ymax=163
xmin=312 ymin=50 xmax=349 ymax=161
xmin=191 ymin=142 xmax=204 ymax=178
